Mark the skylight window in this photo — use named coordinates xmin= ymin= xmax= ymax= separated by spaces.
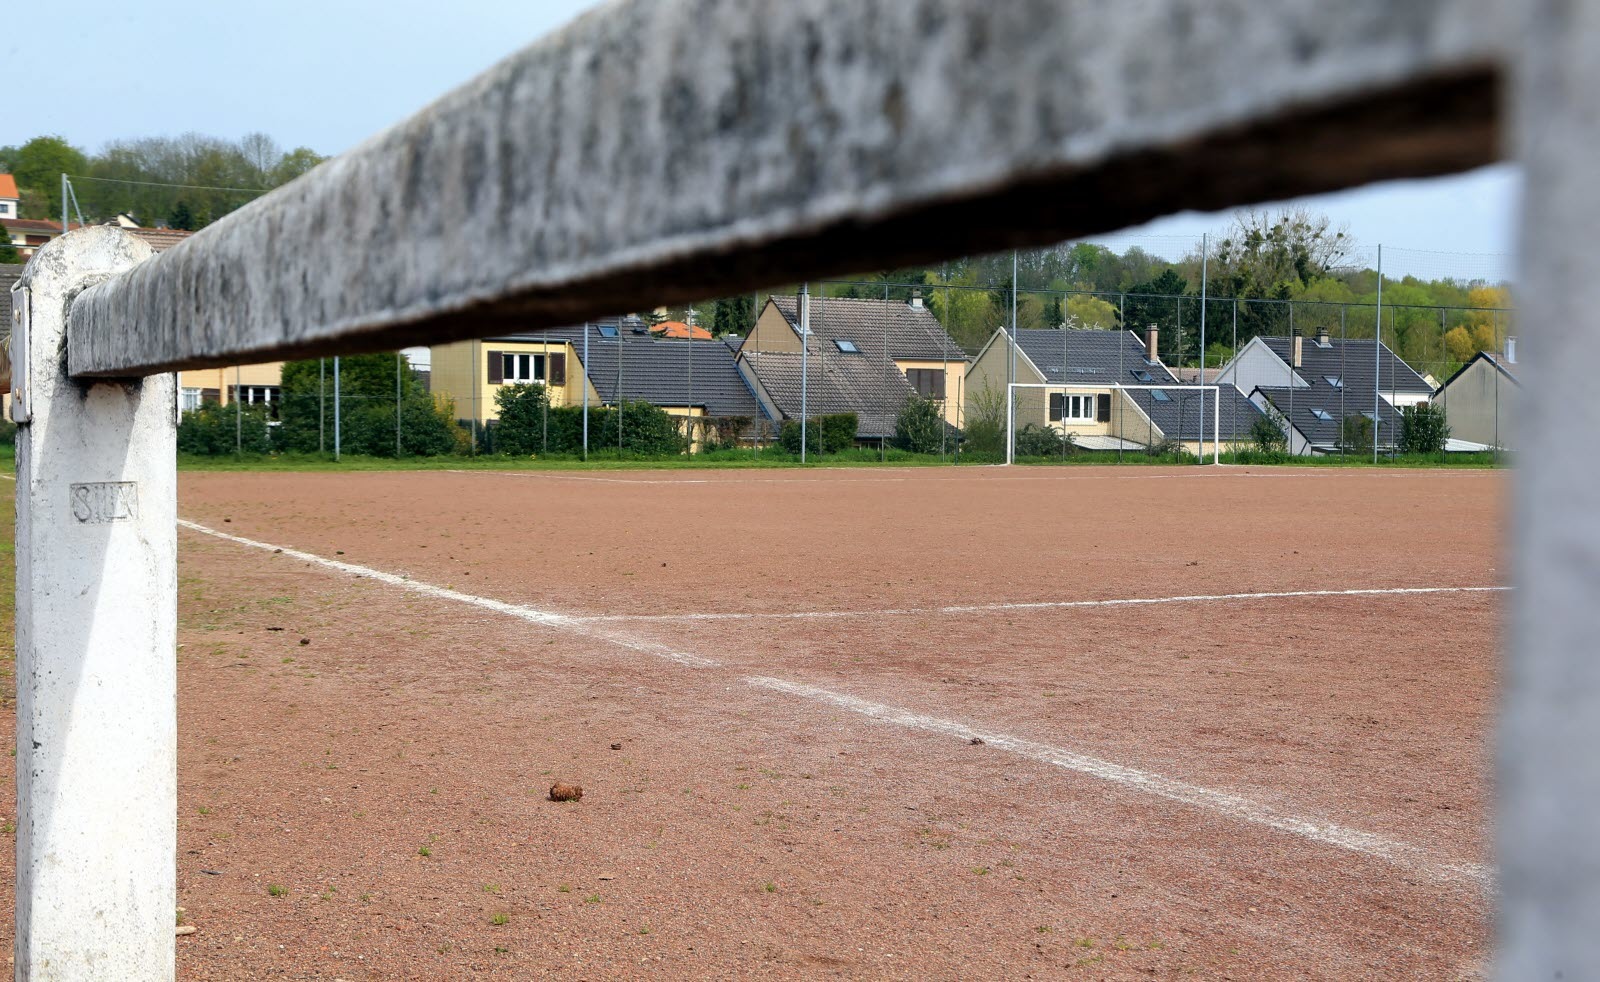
xmin=1150 ymin=389 xmax=1171 ymax=402
xmin=1310 ymin=408 xmax=1334 ymax=421
xmin=597 ymin=325 xmax=619 ymax=338
xmin=1324 ymin=376 xmax=1344 ymax=388
xmin=1131 ymin=369 xmax=1154 ymax=383
xmin=1363 ymin=411 xmax=1382 ymax=425
xmin=834 ymin=339 xmax=860 ymax=353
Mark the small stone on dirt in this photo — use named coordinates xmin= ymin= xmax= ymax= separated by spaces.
xmin=266 ymin=626 xmax=284 ymax=632
xmin=299 ymin=638 xmax=311 ymax=646
xmin=200 ymin=870 xmax=221 ymax=876
xmin=176 ymin=925 xmax=197 ymax=937
xmin=610 ymin=743 xmax=622 ymax=751
xmin=969 ymin=737 xmax=985 ymax=745
xmin=273 ymin=548 xmax=282 ymax=554
xmin=549 ymin=783 xmax=583 ymax=802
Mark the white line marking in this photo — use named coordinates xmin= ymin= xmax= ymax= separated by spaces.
xmin=573 ymin=585 xmax=1508 ymax=623
xmin=745 ymin=676 xmax=1491 ymax=889
xmin=177 ymin=518 xmax=1491 ymax=889
xmin=175 ymin=520 xmax=719 ymax=668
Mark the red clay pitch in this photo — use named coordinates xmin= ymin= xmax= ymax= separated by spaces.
xmin=13 ymin=465 xmax=1509 ymax=978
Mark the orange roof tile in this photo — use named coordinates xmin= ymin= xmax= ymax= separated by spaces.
xmin=0 ymin=174 xmax=17 ymax=199
xmin=650 ymin=320 xmax=714 ymax=340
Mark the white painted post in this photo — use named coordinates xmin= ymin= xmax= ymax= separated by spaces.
xmin=11 ymin=227 xmax=176 ymax=980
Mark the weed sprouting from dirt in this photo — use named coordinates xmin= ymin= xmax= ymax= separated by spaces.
xmin=267 ymin=883 xmax=287 ymax=897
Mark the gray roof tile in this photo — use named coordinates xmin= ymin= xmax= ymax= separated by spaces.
xmin=771 ymin=295 xmax=964 ymax=361
xmin=740 ymin=348 xmax=914 ymax=439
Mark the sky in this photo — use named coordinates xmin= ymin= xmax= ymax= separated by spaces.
xmin=7 ymin=1 xmax=1517 ymax=283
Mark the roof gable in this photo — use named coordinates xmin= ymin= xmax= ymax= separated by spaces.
xmin=0 ymin=174 xmax=16 ymax=200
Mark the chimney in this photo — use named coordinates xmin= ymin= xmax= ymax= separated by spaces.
xmin=1505 ymin=336 xmax=1517 ymax=364
xmin=1291 ymin=333 xmax=1303 ymax=368
xmin=1145 ymin=325 xmax=1159 ymax=363
xmin=909 ymin=289 xmax=923 ymax=310
xmin=1316 ymin=326 xmax=1329 ymax=348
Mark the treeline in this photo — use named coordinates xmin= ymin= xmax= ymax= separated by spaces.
xmin=694 ymin=209 xmax=1512 ymax=379
xmin=0 ymin=133 xmax=325 ymax=231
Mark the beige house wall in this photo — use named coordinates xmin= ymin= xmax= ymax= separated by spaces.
xmin=745 ymin=301 xmax=804 ymax=353
xmin=1433 ymin=357 xmax=1515 ymax=449
xmin=431 ymin=339 xmax=596 ymax=423
xmin=177 ymin=362 xmax=284 ymax=405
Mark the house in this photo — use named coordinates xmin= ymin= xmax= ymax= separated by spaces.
xmin=965 ymin=325 xmax=1264 ymax=454
xmin=738 ymin=347 xmax=917 ymax=443
xmin=1431 ymin=342 xmax=1517 ymax=450
xmin=430 ymin=318 xmax=767 ymax=449
xmin=741 ymin=292 xmax=968 ymax=428
xmin=1215 ymin=328 xmax=1434 ymax=454
xmin=0 ymin=175 xmax=18 ymax=222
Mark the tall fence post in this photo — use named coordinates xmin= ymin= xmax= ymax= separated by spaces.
xmin=12 ymin=227 xmax=177 ymax=979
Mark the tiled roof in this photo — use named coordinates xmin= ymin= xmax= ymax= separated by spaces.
xmin=740 ymin=348 xmax=915 ymax=439
xmin=0 ymin=175 xmax=16 ymax=199
xmin=1253 ymin=382 xmax=1401 ymax=449
xmin=771 ymin=294 xmax=964 ymax=361
xmin=493 ymin=321 xmax=764 ymax=418
xmin=2 ymin=218 xmax=83 ymax=234
xmin=1260 ymin=335 xmax=1433 ymax=396
xmin=127 ymin=227 xmax=195 ymax=252
xmin=650 ymin=320 xmax=713 ymax=340
xmin=1010 ymin=327 xmax=1263 ymax=441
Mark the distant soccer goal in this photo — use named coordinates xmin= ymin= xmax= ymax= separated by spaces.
xmin=1005 ymin=383 xmax=1222 ymax=465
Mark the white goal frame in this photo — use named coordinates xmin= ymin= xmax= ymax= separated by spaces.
xmin=1005 ymin=382 xmax=1222 ymax=466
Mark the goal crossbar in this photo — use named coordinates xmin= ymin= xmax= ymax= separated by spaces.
xmin=1005 ymin=383 xmax=1223 ymax=465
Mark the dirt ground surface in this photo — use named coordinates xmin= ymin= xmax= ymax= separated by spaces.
xmin=10 ymin=465 xmax=1506 ymax=978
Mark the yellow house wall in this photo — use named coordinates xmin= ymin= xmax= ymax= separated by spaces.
xmin=430 ymin=339 xmax=593 ymax=423
xmin=177 ymin=362 xmax=283 ymax=403
xmin=895 ymin=358 xmax=967 ymax=428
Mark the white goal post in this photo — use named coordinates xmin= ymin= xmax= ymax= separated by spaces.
xmin=1005 ymin=383 xmax=1223 ymax=465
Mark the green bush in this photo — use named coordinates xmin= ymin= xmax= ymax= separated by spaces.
xmin=1013 ymin=423 xmax=1075 ymax=457
xmin=1398 ymin=403 xmax=1451 ymax=454
xmin=493 ymin=383 xmax=552 ymax=455
xmin=1338 ymin=414 xmax=1375 ymax=454
xmin=1251 ymin=406 xmax=1288 ymax=453
xmin=778 ymin=413 xmax=858 ymax=454
xmin=177 ymin=402 xmax=273 ymax=455
xmin=894 ymin=397 xmax=945 ymax=453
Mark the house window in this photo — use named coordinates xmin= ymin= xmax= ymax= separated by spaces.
xmin=905 ymin=368 xmax=946 ymax=399
xmin=1130 ymin=369 xmax=1154 ymax=383
xmin=1150 ymin=389 xmax=1172 ymax=402
xmin=1049 ymin=392 xmax=1098 ymax=422
xmin=0 ymin=202 xmax=10 ymax=218
xmin=179 ymin=387 xmax=204 ymax=412
xmin=227 ymin=385 xmax=282 ymax=419
xmin=501 ymin=352 xmax=545 ymax=383
xmin=597 ymin=325 xmax=619 ymax=338
xmin=834 ymin=339 xmax=860 ymax=353
xmin=1324 ymin=376 xmax=1344 ymax=388
xmin=1310 ymin=408 xmax=1334 ymax=421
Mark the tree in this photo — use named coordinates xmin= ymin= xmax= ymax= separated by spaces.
xmin=1398 ymin=403 xmax=1450 ymax=454
xmin=1211 ymin=208 xmax=1352 ymax=294
xmin=278 ymin=353 xmax=456 ymax=456
xmin=167 ymin=200 xmax=197 ymax=231
xmin=0 ymin=233 xmax=18 ymax=265
xmin=894 ymin=397 xmax=945 ymax=453
xmin=1063 ymin=294 xmax=1118 ymax=330
xmin=710 ymin=295 xmax=755 ymax=337
xmin=1338 ymin=414 xmax=1375 ymax=455
xmin=6 ymin=136 xmax=89 ymax=220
